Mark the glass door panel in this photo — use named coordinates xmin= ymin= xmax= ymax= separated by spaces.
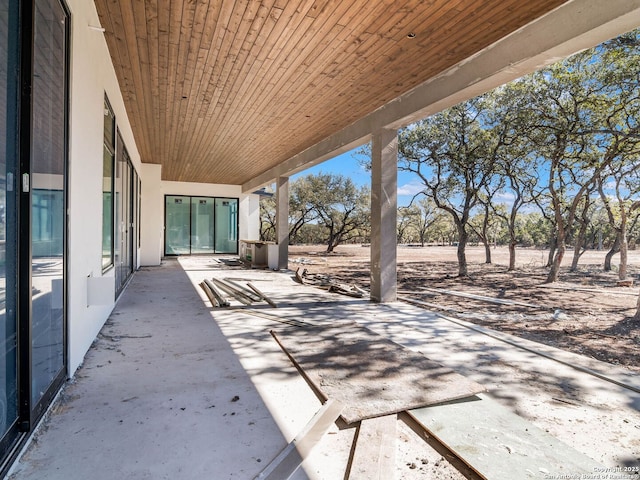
xmin=165 ymin=196 xmax=190 ymax=255
xmin=114 ymin=135 xmax=133 ymax=295
xmin=214 ymin=198 xmax=238 ymax=254
xmin=190 ymin=197 xmax=214 ymax=254
xmin=0 ymin=0 xmax=18 ymax=443
xmin=123 ymin=162 xmax=132 ymax=279
xmin=30 ymin=0 xmax=66 ymax=407
xmin=114 ymin=133 xmax=123 ymax=289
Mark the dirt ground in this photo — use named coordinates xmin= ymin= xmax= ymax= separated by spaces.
xmin=289 ymin=244 xmax=640 ymax=374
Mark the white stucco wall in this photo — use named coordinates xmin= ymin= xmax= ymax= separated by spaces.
xmin=63 ymin=1 xmax=262 ymax=376
xmin=66 ymin=0 xmax=142 ymax=375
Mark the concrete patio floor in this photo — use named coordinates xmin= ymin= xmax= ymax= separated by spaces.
xmin=7 ymin=257 xmax=640 ymax=479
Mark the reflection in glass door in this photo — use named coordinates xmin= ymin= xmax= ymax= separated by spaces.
xmin=191 ymin=197 xmax=214 ymax=254
xmin=29 ymin=0 xmax=67 ymax=415
xmin=114 ymin=132 xmax=136 ymax=295
xmin=0 ymin=0 xmax=69 ymax=466
xmin=165 ymin=196 xmax=190 ymax=255
xmin=164 ymin=196 xmax=238 ymax=255
xmin=0 ymin=0 xmax=18 ymax=450
xmin=215 ymin=198 xmax=238 ymax=254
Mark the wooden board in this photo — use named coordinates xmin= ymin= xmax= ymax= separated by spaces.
xmin=348 ymin=415 xmax=397 ymax=480
xmin=408 ymin=394 xmax=604 ymax=480
xmin=255 ymin=399 xmax=344 ymax=480
xmin=271 ymin=322 xmax=485 ymax=424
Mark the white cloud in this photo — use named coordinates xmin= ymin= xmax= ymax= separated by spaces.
xmin=397 ymin=182 xmax=424 ymax=196
xmin=493 ymin=191 xmax=516 ymax=203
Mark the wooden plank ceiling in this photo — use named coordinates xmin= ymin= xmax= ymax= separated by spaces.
xmin=94 ymin=0 xmax=567 ymax=185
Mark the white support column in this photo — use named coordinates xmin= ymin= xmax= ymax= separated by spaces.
xmin=140 ymin=163 xmax=163 ymax=266
xmin=370 ymin=128 xmax=398 ymax=303
xmin=276 ymin=176 xmax=289 ymax=270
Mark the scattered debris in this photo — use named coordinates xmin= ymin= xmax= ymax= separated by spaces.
xmin=294 ymin=267 xmax=366 ymax=298
xmin=211 ymin=278 xmax=254 ymax=305
xmin=553 ymin=309 xmax=569 ymax=321
xmin=246 ymin=282 xmax=278 ymax=308
xmin=223 ymin=278 xmax=262 ymax=302
xmin=215 ymin=258 xmax=244 ymax=267
xmin=552 ymin=397 xmax=579 ymax=406
xmin=538 ymin=283 xmax=638 ymax=296
xmin=200 ymin=280 xmax=230 ymax=307
xmin=201 ymin=277 xmax=278 ymax=308
xmin=417 ymin=287 xmax=545 ymax=309
xmin=290 ymin=257 xmax=317 ymax=265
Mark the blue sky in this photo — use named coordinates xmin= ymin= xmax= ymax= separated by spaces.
xmin=290 ymin=147 xmax=424 ymax=207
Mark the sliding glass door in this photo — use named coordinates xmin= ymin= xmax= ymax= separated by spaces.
xmin=29 ymin=0 xmax=67 ymax=418
xmin=0 ymin=0 xmax=18 ymax=452
xmin=114 ymin=132 xmax=136 ymax=295
xmin=0 ymin=0 xmax=68 ymax=468
xmin=164 ymin=195 xmax=238 ymax=255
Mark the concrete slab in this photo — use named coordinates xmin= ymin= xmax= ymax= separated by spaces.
xmin=8 ymin=257 xmax=640 ymax=479
xmin=181 ymin=256 xmax=640 ymax=468
xmin=9 ymin=261 xmax=316 ymax=480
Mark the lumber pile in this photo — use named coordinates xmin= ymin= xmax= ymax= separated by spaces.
xmin=294 ymin=267 xmax=366 ymax=298
xmin=199 ymin=277 xmax=277 ymax=308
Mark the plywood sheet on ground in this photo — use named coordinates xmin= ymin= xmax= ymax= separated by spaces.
xmin=408 ymin=393 xmax=603 ymax=479
xmin=271 ymin=322 xmax=485 ymax=424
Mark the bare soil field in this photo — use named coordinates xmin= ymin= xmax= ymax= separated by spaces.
xmin=289 ymin=244 xmax=640 ymax=373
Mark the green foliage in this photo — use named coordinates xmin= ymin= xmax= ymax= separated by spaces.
xmin=282 ymin=173 xmax=371 ymax=251
xmin=259 ymin=193 xmax=276 ymax=242
xmin=397 ymin=198 xmax=444 ymax=245
xmin=258 ymin=29 xmax=640 ymax=280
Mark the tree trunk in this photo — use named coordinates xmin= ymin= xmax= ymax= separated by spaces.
xmin=508 ymin=241 xmax=516 ymax=271
xmin=457 ymin=228 xmax=468 ymax=277
xmin=619 ymin=235 xmax=628 ymax=280
xmin=484 ymin=240 xmax=492 ymax=264
xmin=481 ymin=207 xmax=491 ymax=264
xmin=507 ymin=223 xmax=517 ymax=271
xmin=326 ymin=232 xmax=336 ymax=253
xmin=545 ymin=242 xmax=565 ymax=283
xmin=618 ymin=211 xmax=629 ymax=281
xmin=636 ymin=290 xmax=640 ymax=319
xmin=570 ymin=226 xmax=587 ymax=272
xmin=604 ymin=234 xmax=620 ymax=271
xmin=597 ymin=230 xmax=603 ymax=251
xmin=546 ymin=235 xmax=557 ymax=268
xmin=570 ymin=245 xmax=581 ymax=272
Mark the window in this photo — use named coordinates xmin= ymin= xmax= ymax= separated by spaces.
xmin=102 ymin=97 xmax=115 ymax=271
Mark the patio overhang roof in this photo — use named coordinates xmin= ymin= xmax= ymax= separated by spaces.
xmin=94 ymin=0 xmax=640 ymax=191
